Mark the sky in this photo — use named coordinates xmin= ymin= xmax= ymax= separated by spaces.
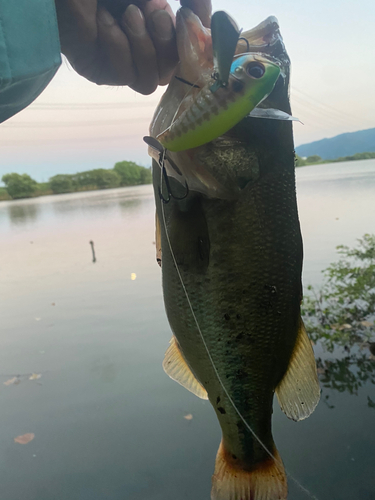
xmin=1 ymin=0 xmax=374 ymax=182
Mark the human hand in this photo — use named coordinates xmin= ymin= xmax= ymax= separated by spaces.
xmin=55 ymin=0 xmax=212 ymax=94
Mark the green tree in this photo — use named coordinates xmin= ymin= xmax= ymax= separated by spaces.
xmin=72 ymin=170 xmax=97 ymax=189
xmin=50 ymin=174 xmax=74 ymax=194
xmin=295 ymin=154 xmax=306 ymax=167
xmin=71 ymin=169 xmax=120 ymax=190
xmin=306 ymin=155 xmax=322 ymax=163
xmin=114 ymin=161 xmax=142 ymax=186
xmin=91 ymin=169 xmax=120 ymax=189
xmin=1 ymin=173 xmax=38 ymax=199
xmin=139 ymin=166 xmax=152 ymax=184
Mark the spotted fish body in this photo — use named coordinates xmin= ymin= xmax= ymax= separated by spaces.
xmin=149 ymin=8 xmax=320 ymax=500
xmin=157 ymin=54 xmax=280 ymax=153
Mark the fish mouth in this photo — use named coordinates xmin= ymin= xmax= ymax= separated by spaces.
xmin=236 ymin=16 xmax=290 ymax=113
xmin=238 ymin=16 xmax=289 ymax=71
xmin=209 ymin=16 xmax=293 ymax=181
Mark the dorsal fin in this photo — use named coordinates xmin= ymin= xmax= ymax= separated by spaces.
xmin=163 ymin=336 xmax=208 ymax=400
xmin=275 ymin=317 xmax=321 ymax=421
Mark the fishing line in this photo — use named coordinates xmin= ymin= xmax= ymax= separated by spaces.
xmin=159 ymin=166 xmax=319 ymax=500
xmin=168 ymin=76 xmax=203 ymax=132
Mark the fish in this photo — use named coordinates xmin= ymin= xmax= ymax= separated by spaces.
xmin=148 ymin=8 xmax=320 ymax=500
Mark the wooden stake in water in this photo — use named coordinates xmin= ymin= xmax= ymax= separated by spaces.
xmin=89 ymin=240 xmax=96 ymax=263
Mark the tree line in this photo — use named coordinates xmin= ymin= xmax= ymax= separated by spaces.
xmin=1 ymin=161 xmax=152 ymax=200
xmin=296 ymin=151 xmax=375 ymax=167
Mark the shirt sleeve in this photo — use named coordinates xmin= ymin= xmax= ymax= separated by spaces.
xmin=0 ymin=0 xmax=62 ymax=123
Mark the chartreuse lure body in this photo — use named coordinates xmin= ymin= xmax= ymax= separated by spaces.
xmin=156 ymin=54 xmax=280 ymax=152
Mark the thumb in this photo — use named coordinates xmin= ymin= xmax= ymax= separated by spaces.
xmin=180 ymin=0 xmax=211 ymax=27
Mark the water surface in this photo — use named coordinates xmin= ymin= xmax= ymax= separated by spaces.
xmin=1 ymin=161 xmax=374 ymax=500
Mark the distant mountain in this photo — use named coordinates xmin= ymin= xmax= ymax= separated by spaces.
xmin=295 ymin=127 xmax=375 ymax=160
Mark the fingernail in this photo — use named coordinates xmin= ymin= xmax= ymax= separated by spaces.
xmin=122 ymin=5 xmax=146 ymax=37
xmin=150 ymin=10 xmax=174 ymax=41
xmin=98 ymin=8 xmax=115 ymax=27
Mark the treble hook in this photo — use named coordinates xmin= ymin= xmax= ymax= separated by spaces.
xmin=238 ymin=37 xmax=250 ymax=52
xmin=142 ymin=136 xmax=189 ymax=204
xmin=159 ymin=156 xmax=189 ymax=204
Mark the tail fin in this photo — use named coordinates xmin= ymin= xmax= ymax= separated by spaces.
xmin=211 ymin=440 xmax=287 ymax=500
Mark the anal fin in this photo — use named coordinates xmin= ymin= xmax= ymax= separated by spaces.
xmin=276 ymin=317 xmax=321 ymax=421
xmin=163 ymin=336 xmax=208 ymax=400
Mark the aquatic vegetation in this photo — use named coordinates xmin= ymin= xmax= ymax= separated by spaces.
xmin=303 ymin=234 xmax=375 ymax=350
xmin=302 ymin=234 xmax=375 ymax=407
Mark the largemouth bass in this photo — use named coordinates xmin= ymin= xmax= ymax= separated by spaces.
xmin=148 ymin=8 xmax=320 ymax=500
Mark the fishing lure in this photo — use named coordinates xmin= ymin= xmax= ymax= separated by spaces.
xmin=156 ymin=53 xmax=281 ymax=153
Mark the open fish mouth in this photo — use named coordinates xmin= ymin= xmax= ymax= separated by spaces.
xmin=238 ymin=16 xmax=289 ymax=72
xmin=236 ymin=16 xmax=291 ymax=115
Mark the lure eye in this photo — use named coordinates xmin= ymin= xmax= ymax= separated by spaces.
xmin=246 ymin=62 xmax=265 ymax=79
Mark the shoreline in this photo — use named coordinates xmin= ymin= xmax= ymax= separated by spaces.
xmin=2 ymin=154 xmax=375 ymax=202
xmin=0 ymin=182 xmax=152 ymax=202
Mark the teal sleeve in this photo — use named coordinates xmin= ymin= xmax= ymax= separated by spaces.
xmin=0 ymin=0 xmax=62 ymax=123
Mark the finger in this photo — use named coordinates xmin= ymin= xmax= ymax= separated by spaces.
xmin=121 ymin=5 xmax=159 ymax=95
xmin=55 ymin=0 xmax=98 ymax=69
xmin=94 ymin=7 xmax=136 ymax=85
xmin=98 ymin=0 xmax=160 ymax=19
xmin=142 ymin=0 xmax=174 ymax=15
xmin=180 ymin=0 xmax=212 ymax=27
xmin=141 ymin=0 xmax=176 ymax=26
xmin=147 ymin=9 xmax=178 ymax=85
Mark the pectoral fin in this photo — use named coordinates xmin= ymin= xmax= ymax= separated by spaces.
xmin=275 ymin=318 xmax=320 ymax=421
xmin=163 ymin=336 xmax=208 ymax=400
xmin=249 ymin=107 xmax=302 ymax=123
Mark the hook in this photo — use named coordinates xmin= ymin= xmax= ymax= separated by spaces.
xmin=158 ymin=152 xmax=189 ymax=204
xmin=143 ymin=136 xmax=189 ymax=203
xmin=238 ymin=37 xmax=250 ymax=52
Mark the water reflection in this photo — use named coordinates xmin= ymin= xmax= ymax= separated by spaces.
xmin=91 ymin=357 xmax=117 ymax=383
xmin=0 ymin=186 xmax=154 ymax=233
xmin=117 ymin=197 xmax=143 ymax=213
xmin=7 ymin=202 xmax=40 ymax=226
xmin=51 ymin=187 xmax=150 ymax=218
xmin=316 ymin=346 xmax=375 ymax=409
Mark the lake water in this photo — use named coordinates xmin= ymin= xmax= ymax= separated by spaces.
xmin=1 ymin=159 xmax=374 ymax=500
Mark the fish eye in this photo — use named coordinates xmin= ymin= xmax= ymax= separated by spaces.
xmin=246 ymin=62 xmax=265 ymax=79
